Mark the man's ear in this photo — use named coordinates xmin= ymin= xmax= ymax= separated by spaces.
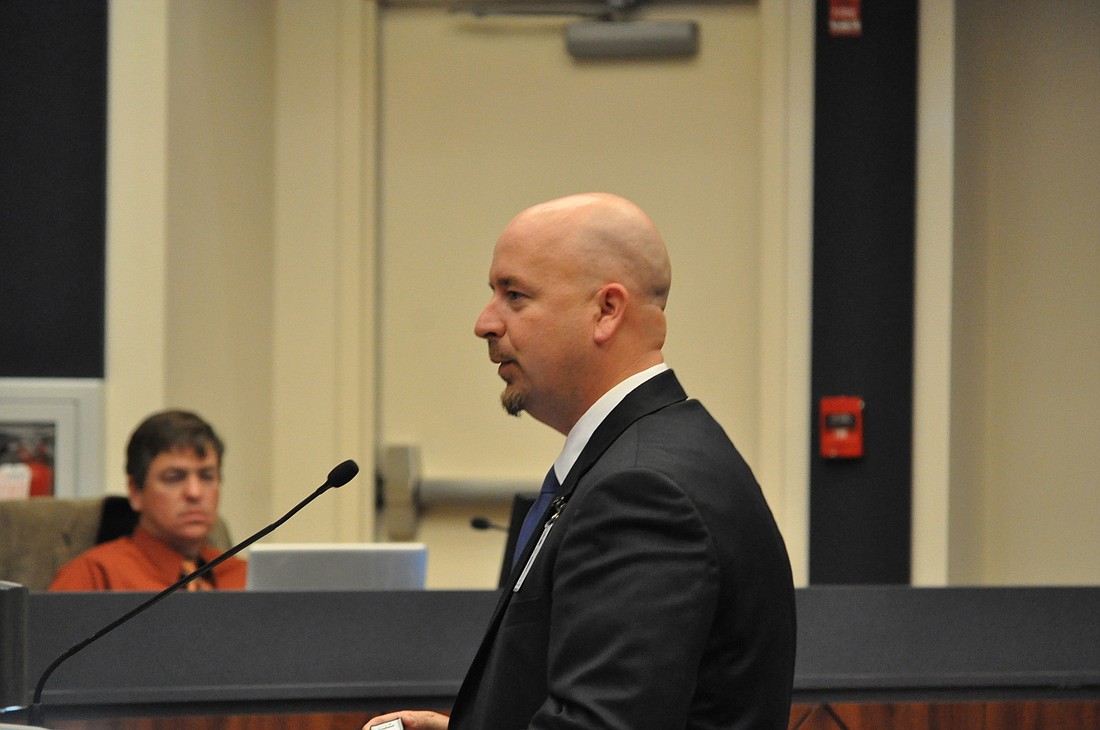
xmin=594 ymin=283 xmax=628 ymax=344
xmin=127 ymin=477 xmax=143 ymax=514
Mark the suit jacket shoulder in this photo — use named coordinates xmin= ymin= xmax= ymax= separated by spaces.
xmin=449 ymin=370 xmax=796 ymax=730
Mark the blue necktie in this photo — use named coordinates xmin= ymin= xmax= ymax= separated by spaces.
xmin=513 ymin=466 xmax=560 ymax=567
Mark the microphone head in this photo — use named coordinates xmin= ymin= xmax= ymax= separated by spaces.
xmin=326 ymin=459 xmax=360 ymax=488
xmin=470 ymin=516 xmax=506 ymax=531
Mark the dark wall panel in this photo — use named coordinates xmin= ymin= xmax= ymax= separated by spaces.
xmin=809 ymin=2 xmax=917 ymax=584
xmin=0 ymin=1 xmax=107 ymax=378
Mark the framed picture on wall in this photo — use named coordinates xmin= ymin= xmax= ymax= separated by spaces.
xmin=0 ymin=420 xmax=56 ymax=497
xmin=0 ymin=379 xmax=104 ymax=499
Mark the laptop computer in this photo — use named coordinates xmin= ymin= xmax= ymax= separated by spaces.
xmin=245 ymin=542 xmax=428 ymax=591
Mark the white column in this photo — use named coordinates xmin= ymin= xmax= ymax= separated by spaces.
xmin=104 ymin=0 xmax=170 ymax=491
xmin=271 ymin=0 xmax=376 ymax=541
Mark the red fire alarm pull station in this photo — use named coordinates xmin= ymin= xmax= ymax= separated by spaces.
xmin=820 ymin=396 xmax=864 ymax=459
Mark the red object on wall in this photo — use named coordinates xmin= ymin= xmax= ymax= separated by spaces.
xmin=829 ymin=0 xmax=863 ymax=38
xmin=18 ymin=444 xmax=54 ymax=496
xmin=820 ymin=396 xmax=864 ymax=459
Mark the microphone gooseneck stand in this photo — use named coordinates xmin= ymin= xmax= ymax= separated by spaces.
xmin=27 ymin=459 xmax=360 ymax=726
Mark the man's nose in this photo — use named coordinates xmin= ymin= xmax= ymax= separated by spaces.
xmin=182 ymin=476 xmax=204 ymax=498
xmin=474 ymin=302 xmax=501 ymax=339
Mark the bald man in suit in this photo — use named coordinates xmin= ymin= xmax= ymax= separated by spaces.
xmin=366 ymin=193 xmax=795 ymax=730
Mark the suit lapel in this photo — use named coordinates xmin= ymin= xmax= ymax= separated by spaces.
xmin=454 ymin=370 xmax=688 ymax=712
xmin=555 ymin=369 xmax=687 ymax=503
xmin=507 ymin=369 xmax=686 ymax=586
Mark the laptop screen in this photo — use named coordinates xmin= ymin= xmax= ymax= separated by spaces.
xmin=245 ymin=542 xmax=427 ymax=591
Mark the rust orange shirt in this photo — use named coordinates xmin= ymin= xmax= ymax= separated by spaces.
xmin=48 ymin=526 xmax=247 ymax=591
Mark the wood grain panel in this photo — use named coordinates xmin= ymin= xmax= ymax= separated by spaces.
xmin=790 ymin=701 xmax=1100 ymax=730
xmin=984 ymin=700 xmax=1100 ymax=730
xmin=828 ymin=701 xmax=986 ymax=729
xmin=53 ymin=713 xmax=369 ymax=730
xmin=51 ymin=702 xmax=1100 ymax=730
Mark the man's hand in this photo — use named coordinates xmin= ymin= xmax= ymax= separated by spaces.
xmin=362 ymin=710 xmax=450 ymax=730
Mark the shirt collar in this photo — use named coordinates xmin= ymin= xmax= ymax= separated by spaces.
xmin=131 ymin=524 xmax=218 ymax=584
xmin=553 ymin=362 xmax=669 ymax=481
xmin=130 ymin=525 xmax=191 ymax=584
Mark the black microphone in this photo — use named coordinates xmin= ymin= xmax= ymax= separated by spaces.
xmin=470 ymin=516 xmax=507 ymax=532
xmin=27 ymin=459 xmax=359 ymax=726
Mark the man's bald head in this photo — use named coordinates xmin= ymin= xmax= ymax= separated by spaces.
xmin=510 ymin=192 xmax=672 ymax=309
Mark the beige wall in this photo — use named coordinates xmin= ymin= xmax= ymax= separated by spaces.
xmin=950 ymin=0 xmax=1100 ymax=585
xmin=105 ymin=1 xmax=170 ymax=493
xmin=106 ymin=0 xmax=279 ymax=531
xmin=375 ymin=2 xmax=812 ymax=587
xmin=101 ymin=0 xmax=1098 ymax=589
xmin=910 ymin=0 xmax=956 ymax=584
xmin=107 ymin=0 xmax=376 ymax=548
xmin=165 ymin=0 xmax=276 ymax=542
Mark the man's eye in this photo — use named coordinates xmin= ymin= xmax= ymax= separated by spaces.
xmin=505 ymin=290 xmax=525 ymax=301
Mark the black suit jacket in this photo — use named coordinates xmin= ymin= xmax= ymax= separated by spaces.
xmin=450 ymin=370 xmax=796 ymax=730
